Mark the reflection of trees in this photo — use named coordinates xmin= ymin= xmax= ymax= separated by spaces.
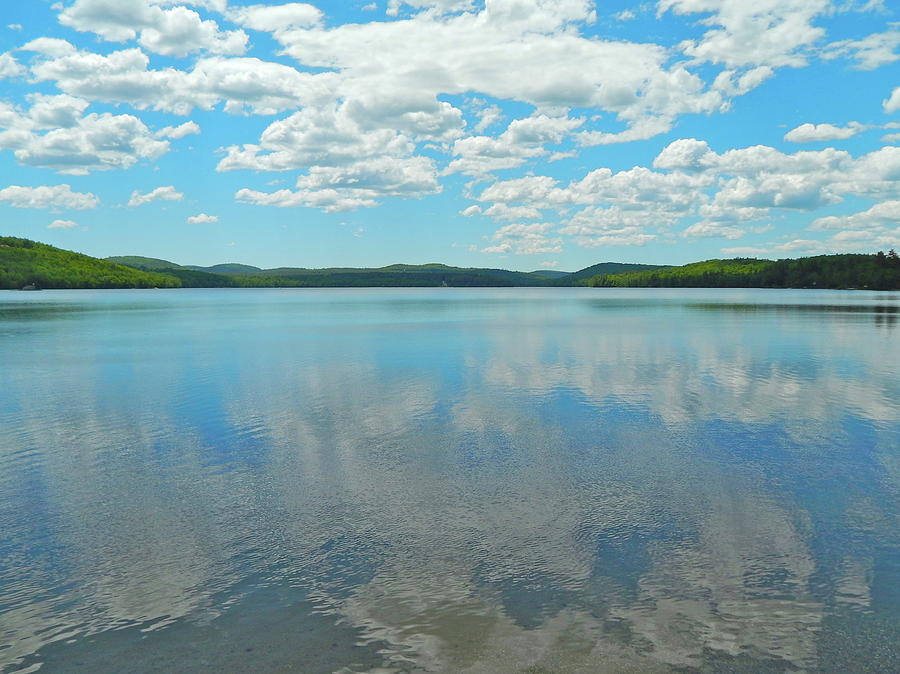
xmin=2 ymin=290 xmax=898 ymax=672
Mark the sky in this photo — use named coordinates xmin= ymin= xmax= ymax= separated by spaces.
xmin=1 ymin=0 xmax=899 ymax=271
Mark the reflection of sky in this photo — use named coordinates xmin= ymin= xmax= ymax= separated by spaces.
xmin=0 ymin=288 xmax=898 ymax=672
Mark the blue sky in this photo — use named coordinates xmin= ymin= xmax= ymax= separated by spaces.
xmin=1 ymin=0 xmax=899 ymax=270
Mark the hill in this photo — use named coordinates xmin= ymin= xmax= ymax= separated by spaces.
xmin=185 ymin=263 xmax=263 ymax=274
xmin=105 ymin=255 xmax=185 ymax=271
xmin=1 ymin=238 xmax=180 ymax=289
xmin=554 ymin=262 xmax=664 ymax=286
xmin=11 ymin=238 xmax=898 ymax=291
xmin=588 ymin=254 xmax=900 ymax=290
xmin=109 ymin=257 xmax=554 ymax=287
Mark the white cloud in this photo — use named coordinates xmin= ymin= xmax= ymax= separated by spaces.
xmin=0 ymin=101 xmax=170 ymax=174
xmin=468 ymin=137 xmax=900 ymax=252
xmin=682 ymin=221 xmax=746 ymax=240
xmin=269 ymin=0 xmax=723 ymax=146
xmin=186 ymin=212 xmax=217 ymax=223
xmin=234 ymin=153 xmax=441 ymax=212
xmin=719 ymin=246 xmax=769 ymax=256
xmin=473 ymin=104 xmax=503 ymax=133
xmin=0 ymin=184 xmax=99 ymax=209
xmin=539 ymin=260 xmax=560 ymax=268
xmin=658 ymin=0 xmax=831 ymax=68
xmin=825 ymin=29 xmax=900 ymax=70
xmin=885 ymin=86 xmax=900 ymax=114
xmin=0 ymin=52 xmax=25 ymax=79
xmin=481 ymin=222 xmax=562 ymax=255
xmin=446 ymin=114 xmax=583 ymax=176
xmin=387 ymin=0 xmax=475 ymax=15
xmin=483 ymin=203 xmax=543 ymax=220
xmin=25 ymin=94 xmax=90 ymax=129
xmin=723 ymin=228 xmax=900 ymax=256
xmin=58 ymin=0 xmax=248 ymax=57
xmin=156 ymin=120 xmax=200 ymax=139
xmin=221 ymin=102 xmax=443 ymax=210
xmin=47 ymin=219 xmax=79 ymax=229
xmin=236 ymin=187 xmax=377 ymax=212
xmin=227 ymin=3 xmax=323 ymax=32
xmin=558 ymin=206 xmax=664 ymax=247
xmin=24 ymin=43 xmax=335 ymax=116
xmin=653 ymin=137 xmax=718 ymax=171
xmin=128 ymin=185 xmax=184 ymax=206
xmin=784 ymin=122 xmax=865 ymax=143
xmin=809 ymin=200 xmax=900 ymax=230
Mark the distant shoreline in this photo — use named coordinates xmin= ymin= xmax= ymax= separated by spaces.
xmin=3 ymin=236 xmax=899 ymax=291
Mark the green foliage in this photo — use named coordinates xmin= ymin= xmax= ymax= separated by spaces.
xmin=0 ymin=237 xmax=181 ymax=290
xmin=13 ymin=237 xmax=898 ymax=291
xmin=554 ymin=262 xmax=664 ymax=286
xmin=161 ymin=268 xmax=238 ymax=288
xmin=105 ymin=255 xmax=184 ymax=271
xmin=115 ymin=258 xmax=553 ymax=287
xmin=185 ymin=263 xmax=263 ymax=273
xmin=588 ymin=254 xmax=900 ymax=290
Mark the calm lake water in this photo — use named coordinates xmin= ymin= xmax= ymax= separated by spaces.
xmin=1 ymin=287 xmax=898 ymax=673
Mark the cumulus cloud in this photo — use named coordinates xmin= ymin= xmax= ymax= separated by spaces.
xmin=234 ymin=153 xmax=441 ymax=212
xmin=682 ymin=221 xmax=746 ymax=240
xmin=658 ymin=0 xmax=831 ymax=68
xmin=0 ymin=52 xmax=24 ymax=79
xmin=825 ymin=29 xmax=900 ymax=70
xmin=128 ymin=185 xmax=184 ymax=206
xmin=885 ymin=86 xmax=900 ymax=114
xmin=481 ymin=222 xmax=562 ymax=255
xmin=187 ymin=212 xmax=218 ymax=223
xmin=11 ymin=0 xmax=824 ymax=221
xmin=0 ymin=103 xmax=170 ymax=174
xmin=156 ymin=120 xmax=200 ymax=139
xmin=482 ymin=203 xmax=543 ymax=220
xmin=809 ymin=200 xmax=900 ymax=230
xmin=446 ymin=114 xmax=584 ymax=176
xmin=23 ymin=43 xmax=334 ymax=116
xmin=723 ymin=227 xmax=900 ymax=256
xmin=58 ymin=0 xmax=248 ymax=57
xmin=267 ymin=0 xmax=723 ymax=145
xmin=221 ymin=102 xmax=443 ymax=210
xmin=0 ymin=184 xmax=99 ymax=209
xmin=227 ymin=3 xmax=323 ymax=32
xmin=465 ymin=137 xmax=900 ymax=251
xmin=784 ymin=122 xmax=865 ymax=143
xmin=47 ymin=219 xmax=78 ymax=229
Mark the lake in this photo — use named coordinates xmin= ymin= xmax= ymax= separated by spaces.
xmin=1 ymin=287 xmax=898 ymax=673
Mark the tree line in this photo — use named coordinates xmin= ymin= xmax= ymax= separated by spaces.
xmin=588 ymin=253 xmax=900 ymax=290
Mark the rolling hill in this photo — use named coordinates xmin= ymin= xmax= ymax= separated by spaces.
xmin=588 ymin=254 xmax=900 ymax=290
xmin=1 ymin=238 xmax=180 ymax=289
xmin=4 ymin=238 xmax=898 ymax=290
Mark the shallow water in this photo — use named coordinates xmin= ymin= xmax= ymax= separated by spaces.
xmin=1 ymin=287 xmax=898 ymax=673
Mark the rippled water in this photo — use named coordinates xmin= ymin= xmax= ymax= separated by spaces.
xmin=1 ymin=288 xmax=898 ymax=673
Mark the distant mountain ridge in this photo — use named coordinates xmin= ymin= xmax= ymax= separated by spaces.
xmin=4 ymin=238 xmax=897 ymax=290
xmin=104 ymin=254 xmax=659 ymax=287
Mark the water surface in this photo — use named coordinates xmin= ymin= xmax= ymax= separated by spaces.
xmin=1 ymin=288 xmax=898 ymax=672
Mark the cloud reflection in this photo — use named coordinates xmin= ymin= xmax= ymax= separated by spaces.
xmin=1 ymin=289 xmax=898 ymax=672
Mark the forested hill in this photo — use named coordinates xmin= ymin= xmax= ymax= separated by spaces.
xmin=4 ymin=238 xmax=900 ymax=290
xmin=552 ymin=261 xmax=665 ymax=286
xmin=0 ymin=237 xmax=180 ymax=289
xmin=588 ymin=253 xmax=900 ymax=290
